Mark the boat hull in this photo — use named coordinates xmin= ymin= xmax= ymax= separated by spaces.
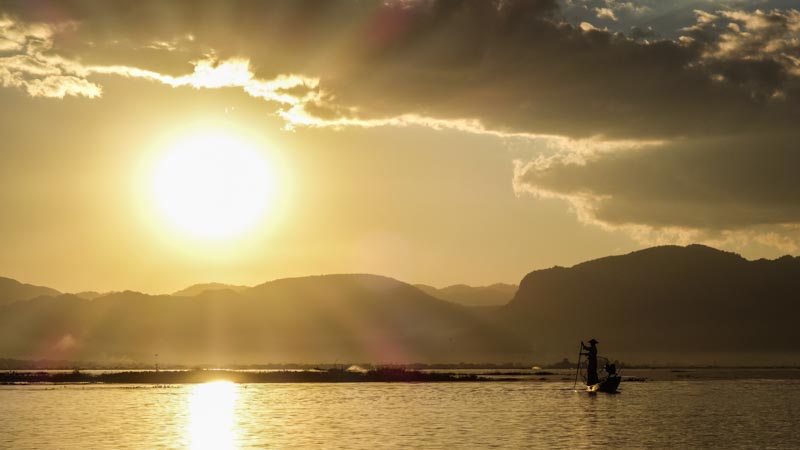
xmin=587 ymin=375 xmax=621 ymax=393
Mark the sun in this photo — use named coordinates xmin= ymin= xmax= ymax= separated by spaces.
xmin=150 ymin=130 xmax=276 ymax=239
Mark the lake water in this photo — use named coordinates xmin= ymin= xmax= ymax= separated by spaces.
xmin=1 ymin=380 xmax=798 ymax=449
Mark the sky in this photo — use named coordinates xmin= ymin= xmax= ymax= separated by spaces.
xmin=1 ymin=0 xmax=799 ymax=293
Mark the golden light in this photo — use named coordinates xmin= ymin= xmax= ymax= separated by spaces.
xmin=187 ymin=381 xmax=239 ymax=449
xmin=150 ymin=130 xmax=276 ymax=239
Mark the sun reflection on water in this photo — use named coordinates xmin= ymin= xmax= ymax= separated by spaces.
xmin=187 ymin=381 xmax=239 ymax=449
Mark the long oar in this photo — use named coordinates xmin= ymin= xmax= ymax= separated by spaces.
xmin=572 ymin=342 xmax=583 ymax=390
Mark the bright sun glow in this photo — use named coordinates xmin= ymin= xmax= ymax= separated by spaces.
xmin=187 ymin=381 xmax=239 ymax=449
xmin=151 ymin=130 xmax=275 ymax=239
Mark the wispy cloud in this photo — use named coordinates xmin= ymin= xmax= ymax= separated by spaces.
xmin=87 ymin=58 xmax=318 ymax=105
xmin=0 ymin=14 xmax=317 ymax=103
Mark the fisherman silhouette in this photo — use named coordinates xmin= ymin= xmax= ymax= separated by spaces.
xmin=581 ymin=339 xmax=599 ymax=385
xmin=604 ymin=361 xmax=617 ymax=377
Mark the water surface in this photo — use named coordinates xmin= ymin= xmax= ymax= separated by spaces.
xmin=1 ymin=380 xmax=798 ymax=448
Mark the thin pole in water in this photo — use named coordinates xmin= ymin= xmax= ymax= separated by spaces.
xmin=572 ymin=342 xmax=582 ymax=390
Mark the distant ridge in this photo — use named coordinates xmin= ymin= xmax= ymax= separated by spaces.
xmin=415 ymin=283 xmax=517 ymax=307
xmin=1 ymin=245 xmax=799 ymax=365
xmin=173 ymin=282 xmax=250 ymax=297
xmin=0 ymin=276 xmax=60 ymax=306
xmin=0 ymin=273 xmax=524 ymax=364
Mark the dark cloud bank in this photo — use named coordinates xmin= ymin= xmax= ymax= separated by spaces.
xmin=3 ymin=0 xmax=800 ymax=247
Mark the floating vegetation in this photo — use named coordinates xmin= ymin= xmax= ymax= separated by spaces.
xmin=0 ymin=368 xmax=486 ymax=384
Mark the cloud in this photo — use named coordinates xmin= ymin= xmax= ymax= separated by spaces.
xmin=505 ymin=5 xmax=800 ymax=250
xmin=689 ymin=8 xmax=800 ymax=83
xmin=2 ymin=1 xmax=800 ymax=251
xmin=87 ymin=58 xmax=319 ymax=105
xmin=595 ymin=7 xmax=618 ymax=21
xmin=0 ymin=13 xmax=54 ymax=51
xmin=140 ymin=34 xmax=195 ymax=52
xmin=0 ymin=14 xmax=101 ymax=98
xmin=0 ymin=13 xmax=317 ymax=103
xmin=23 ymin=74 xmax=101 ymax=98
xmin=257 ymin=1 xmax=796 ymax=141
xmin=4 ymin=2 xmax=794 ymax=138
xmin=514 ymin=133 xmax=800 ymax=251
xmin=563 ymin=0 xmax=652 ymax=27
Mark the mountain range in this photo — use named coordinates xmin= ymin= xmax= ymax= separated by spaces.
xmin=0 ymin=277 xmax=60 ymax=307
xmin=1 ymin=244 xmax=798 ymax=366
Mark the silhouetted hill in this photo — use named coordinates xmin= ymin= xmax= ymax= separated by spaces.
xmin=172 ymin=282 xmax=249 ymax=297
xmin=504 ymin=245 xmax=800 ymax=364
xmin=415 ymin=283 xmax=517 ymax=307
xmin=2 ymin=245 xmax=799 ymax=365
xmin=0 ymin=274 xmax=524 ymax=364
xmin=0 ymin=276 xmax=60 ymax=306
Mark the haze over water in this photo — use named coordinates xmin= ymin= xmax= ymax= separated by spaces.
xmin=2 ymin=380 xmax=798 ymax=449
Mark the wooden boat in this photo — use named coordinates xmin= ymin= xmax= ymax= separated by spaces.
xmin=587 ymin=374 xmax=621 ymax=393
xmin=573 ymin=340 xmax=622 ymax=393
